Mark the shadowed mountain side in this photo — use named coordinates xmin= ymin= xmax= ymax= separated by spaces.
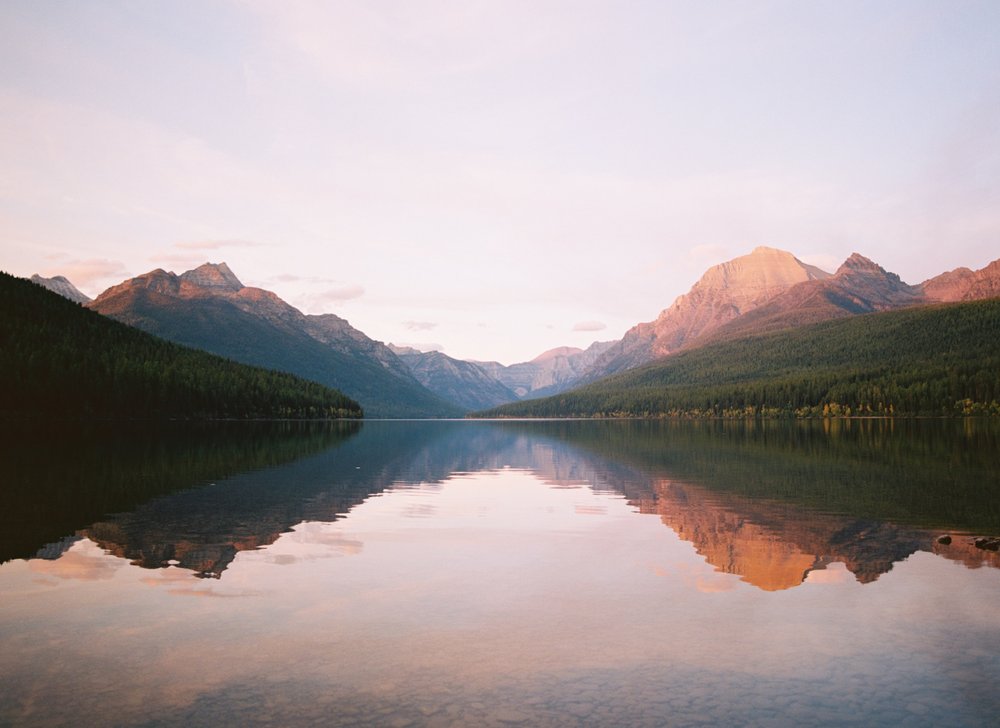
xmin=89 ymin=265 xmax=460 ymax=418
xmin=473 ymin=341 xmax=617 ymax=399
xmin=1 ymin=272 xmax=360 ymax=420
xmin=389 ymin=346 xmax=520 ymax=411
xmin=480 ymin=298 xmax=1000 ymax=418
xmin=0 ymin=421 xmax=361 ymax=563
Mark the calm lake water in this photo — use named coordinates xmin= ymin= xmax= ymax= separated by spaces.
xmin=1 ymin=419 xmax=999 ymax=727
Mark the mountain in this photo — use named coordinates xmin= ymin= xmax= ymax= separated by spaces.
xmin=388 ymin=345 xmax=519 ymax=411
xmin=921 ymin=259 xmax=1000 ymax=302
xmin=0 ymin=271 xmax=361 ymax=420
xmin=698 ymin=253 xmax=924 ymax=344
xmin=30 ymin=274 xmax=91 ymax=304
xmin=473 ymin=340 xmax=616 ymax=398
xmin=479 ymin=298 xmax=1000 ymax=418
xmin=581 ymin=247 xmax=830 ymax=381
xmin=88 ymin=263 xmax=460 ymax=418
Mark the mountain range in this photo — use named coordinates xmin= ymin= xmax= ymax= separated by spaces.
xmin=31 ymin=246 xmax=1000 ymax=417
xmin=87 ymin=263 xmax=459 ymax=418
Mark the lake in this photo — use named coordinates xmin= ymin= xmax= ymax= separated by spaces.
xmin=1 ymin=419 xmax=999 ymax=727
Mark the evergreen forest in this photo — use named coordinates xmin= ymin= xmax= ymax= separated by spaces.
xmin=0 ymin=272 xmax=362 ymax=420
xmin=479 ymin=298 xmax=1000 ymax=418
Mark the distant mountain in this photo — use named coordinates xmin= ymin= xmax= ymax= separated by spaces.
xmin=699 ymin=253 xmax=924 ymax=344
xmin=473 ymin=340 xmax=616 ymax=398
xmin=479 ymin=298 xmax=1000 ymax=418
xmin=921 ymin=259 xmax=1000 ymax=303
xmin=1 ymin=271 xmax=361 ymax=420
xmin=89 ymin=263 xmax=460 ymax=418
xmin=30 ymin=274 xmax=91 ymax=304
xmin=581 ymin=247 xmax=830 ymax=381
xmin=388 ymin=345 xmax=519 ymax=411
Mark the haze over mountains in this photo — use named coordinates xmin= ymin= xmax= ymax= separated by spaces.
xmin=29 ymin=246 xmax=1000 ymax=417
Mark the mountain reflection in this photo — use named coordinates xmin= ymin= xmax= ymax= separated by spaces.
xmin=10 ymin=419 xmax=1000 ymax=588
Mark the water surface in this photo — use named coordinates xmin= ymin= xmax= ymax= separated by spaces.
xmin=1 ymin=419 xmax=999 ymax=726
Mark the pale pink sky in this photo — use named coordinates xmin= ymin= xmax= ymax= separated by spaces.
xmin=2 ymin=1 xmax=999 ymax=363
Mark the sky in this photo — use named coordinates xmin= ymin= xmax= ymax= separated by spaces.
xmin=2 ymin=1 xmax=999 ymax=364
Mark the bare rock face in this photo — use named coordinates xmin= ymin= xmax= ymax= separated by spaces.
xmin=584 ymin=247 xmax=830 ymax=379
xmin=389 ymin=346 xmax=520 ymax=411
xmin=473 ymin=340 xmax=616 ymax=398
xmin=921 ymin=259 xmax=1000 ymax=302
xmin=658 ymin=252 xmax=926 ymax=348
xmin=30 ymin=274 xmax=92 ymax=304
xmin=178 ymin=261 xmax=244 ymax=293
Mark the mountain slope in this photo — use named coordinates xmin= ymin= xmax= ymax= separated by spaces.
xmin=89 ymin=263 xmax=460 ymax=418
xmin=30 ymin=274 xmax=91 ymax=304
xmin=582 ymin=247 xmax=830 ymax=380
xmin=478 ymin=299 xmax=1000 ymax=418
xmin=473 ymin=340 xmax=616 ymax=398
xmin=388 ymin=346 xmax=520 ymax=411
xmin=921 ymin=259 xmax=1000 ymax=302
xmin=0 ymin=271 xmax=361 ymax=419
xmin=697 ymin=253 xmax=924 ymax=344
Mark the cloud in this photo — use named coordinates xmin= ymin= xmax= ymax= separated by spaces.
xmin=174 ymin=239 xmax=265 ymax=250
xmin=316 ymin=285 xmax=365 ymax=303
xmin=43 ymin=258 xmax=130 ymax=290
xmin=296 ymin=285 xmax=366 ymax=312
xmin=687 ymin=243 xmax=730 ymax=262
xmin=572 ymin=320 xmax=606 ymax=332
xmin=29 ymin=539 xmax=123 ymax=582
xmin=403 ymin=320 xmax=437 ymax=331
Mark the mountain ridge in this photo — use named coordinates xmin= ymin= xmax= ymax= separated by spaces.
xmin=89 ymin=263 xmax=460 ymax=418
xmin=30 ymin=274 xmax=92 ymax=304
xmin=579 ymin=246 xmax=831 ymax=382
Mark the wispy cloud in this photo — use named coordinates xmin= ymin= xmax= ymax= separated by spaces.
xmin=572 ymin=320 xmax=606 ymax=332
xmin=43 ymin=258 xmax=130 ymax=291
xmin=301 ymin=285 xmax=366 ymax=308
xmin=174 ymin=239 xmax=266 ymax=251
xmin=403 ymin=320 xmax=437 ymax=331
xmin=687 ymin=244 xmax=730 ymax=262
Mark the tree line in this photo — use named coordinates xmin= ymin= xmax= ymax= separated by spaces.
xmin=479 ymin=298 xmax=1000 ymax=418
xmin=0 ymin=272 xmax=362 ymax=420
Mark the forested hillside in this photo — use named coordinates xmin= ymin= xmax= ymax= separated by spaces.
xmin=478 ymin=299 xmax=1000 ymax=418
xmin=0 ymin=272 xmax=362 ymax=420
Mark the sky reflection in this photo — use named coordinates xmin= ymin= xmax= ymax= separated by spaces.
xmin=2 ymin=421 xmax=1000 ymax=726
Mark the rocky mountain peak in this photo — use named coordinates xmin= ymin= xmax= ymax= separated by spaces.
xmin=531 ymin=346 xmax=584 ymax=364
xmin=689 ymin=247 xmax=830 ymax=301
xmin=30 ymin=274 xmax=92 ymax=304
xmin=836 ymin=253 xmax=886 ymax=276
xmin=388 ymin=344 xmax=422 ymax=356
xmin=179 ymin=262 xmax=243 ymax=292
